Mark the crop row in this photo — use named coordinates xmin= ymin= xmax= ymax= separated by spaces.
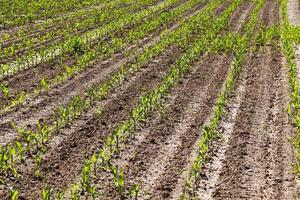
xmin=1 ymin=0 xmax=227 ymax=198
xmin=0 ymin=0 xmax=210 ymax=188
xmin=0 ymin=0 xmax=108 ymax=28
xmin=0 ymin=0 xmax=170 ymax=79
xmin=179 ymin=0 xmax=265 ymax=197
xmin=54 ymin=0 xmax=246 ymax=199
xmin=0 ymin=0 xmax=163 ymax=64
xmin=0 ymin=0 xmax=198 ymax=113
xmin=281 ymin=0 xmax=300 ymax=179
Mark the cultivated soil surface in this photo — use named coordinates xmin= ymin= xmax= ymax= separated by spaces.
xmin=197 ymin=1 xmax=300 ymax=199
xmin=0 ymin=0 xmax=300 ymax=199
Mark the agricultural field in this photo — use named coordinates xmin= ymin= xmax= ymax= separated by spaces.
xmin=1 ymin=0 xmax=300 ymax=199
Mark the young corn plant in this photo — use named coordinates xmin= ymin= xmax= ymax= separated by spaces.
xmin=55 ymin=190 xmax=66 ymax=200
xmin=129 ymin=183 xmax=141 ymax=200
xmin=35 ymin=120 xmax=50 ymax=152
xmin=111 ymin=164 xmax=125 ymax=200
xmin=80 ymin=159 xmax=94 ymax=195
xmin=16 ymin=141 xmax=26 ymax=163
xmin=42 ymin=182 xmax=52 ymax=200
xmin=71 ymin=182 xmax=80 ymax=200
xmin=39 ymin=78 xmax=50 ymax=92
xmin=9 ymin=188 xmax=19 ymax=200
xmin=35 ymin=153 xmax=43 ymax=179
xmin=0 ymin=83 xmax=10 ymax=100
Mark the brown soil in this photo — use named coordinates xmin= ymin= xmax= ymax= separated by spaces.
xmin=209 ymin=46 xmax=299 ymax=200
xmin=196 ymin=1 xmax=300 ymax=200
xmin=0 ymin=0 xmax=172 ymax=90
xmin=6 ymin=43 xmax=183 ymax=199
xmin=89 ymin=2 xmax=255 ymax=199
xmin=1 ymin=0 xmax=299 ymax=199
xmin=0 ymin=0 xmax=200 ymax=147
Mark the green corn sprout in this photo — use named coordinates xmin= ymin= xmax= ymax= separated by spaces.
xmin=55 ymin=190 xmax=65 ymax=200
xmin=36 ymin=120 xmax=50 ymax=152
xmin=80 ymin=159 xmax=92 ymax=194
xmin=129 ymin=183 xmax=140 ymax=200
xmin=90 ymin=186 xmax=97 ymax=200
xmin=87 ymin=85 xmax=96 ymax=107
xmin=35 ymin=153 xmax=42 ymax=179
xmin=111 ymin=165 xmax=125 ymax=199
xmin=0 ymin=83 xmax=10 ymax=99
xmin=65 ymin=66 xmax=75 ymax=79
xmin=91 ymin=153 xmax=98 ymax=176
xmin=40 ymin=78 xmax=49 ymax=92
xmin=71 ymin=182 xmax=80 ymax=200
xmin=42 ymin=182 xmax=52 ymax=200
xmin=9 ymin=188 xmax=19 ymax=200
xmin=16 ymin=141 xmax=26 ymax=163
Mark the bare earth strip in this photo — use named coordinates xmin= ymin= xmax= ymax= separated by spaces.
xmin=287 ymin=0 xmax=300 ymax=25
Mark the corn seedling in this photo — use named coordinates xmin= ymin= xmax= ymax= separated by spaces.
xmin=129 ymin=183 xmax=141 ymax=200
xmin=9 ymin=188 xmax=19 ymax=200
xmin=71 ymin=182 xmax=80 ymax=200
xmin=42 ymin=182 xmax=52 ymax=200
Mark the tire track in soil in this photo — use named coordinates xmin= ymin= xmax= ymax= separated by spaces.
xmin=287 ymin=0 xmax=300 ymax=25
xmin=3 ymin=43 xmax=187 ymax=199
xmin=0 ymin=1 xmax=203 ymax=146
xmin=196 ymin=1 xmax=300 ymax=198
xmin=211 ymin=46 xmax=299 ymax=200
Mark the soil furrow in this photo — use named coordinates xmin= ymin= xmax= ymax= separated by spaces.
xmin=114 ymin=53 xmax=232 ymax=200
xmin=92 ymin=3 xmax=254 ymax=199
xmin=5 ymin=43 xmax=185 ymax=199
xmin=230 ymin=1 xmax=254 ymax=33
xmin=210 ymin=46 xmax=299 ymax=200
xmin=0 ymin=3 xmax=201 ymax=146
xmin=0 ymin=0 xmax=170 ymax=92
xmin=194 ymin=2 xmax=300 ymax=199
